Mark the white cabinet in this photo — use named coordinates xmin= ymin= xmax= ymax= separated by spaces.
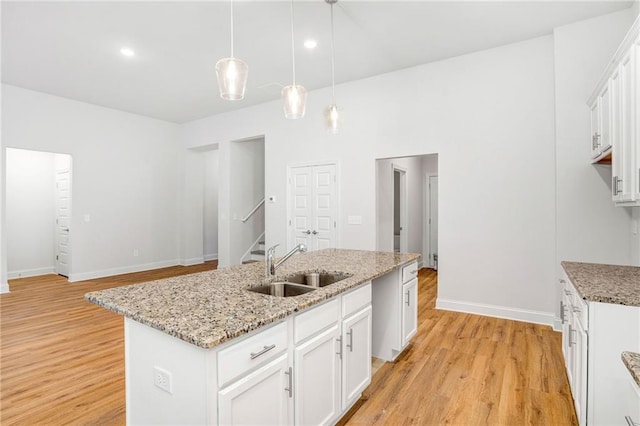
xmin=589 ymin=82 xmax=612 ymax=159
xmin=372 ymin=261 xmax=419 ymax=361
xmin=402 ymin=278 xmax=418 ymax=346
xmin=219 ymin=353 xmax=293 ymax=426
xmin=294 ymin=324 xmax=341 ymax=425
xmin=294 ymin=282 xmax=372 ymax=425
xmin=341 ymin=305 xmax=372 ymax=410
xmin=560 ymin=270 xmax=640 ymax=425
xmin=560 ymin=275 xmax=588 ymax=425
xmin=588 ymin=17 xmax=640 ymax=206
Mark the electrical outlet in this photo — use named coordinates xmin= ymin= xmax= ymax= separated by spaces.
xmin=153 ymin=366 xmax=172 ymax=394
xmin=133 ymin=249 xmax=139 ymax=257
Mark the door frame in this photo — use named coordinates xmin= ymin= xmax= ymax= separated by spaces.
xmin=424 ymin=173 xmax=438 ymax=269
xmin=392 ymin=164 xmax=408 ymax=253
xmin=286 ymin=160 xmax=340 ymax=252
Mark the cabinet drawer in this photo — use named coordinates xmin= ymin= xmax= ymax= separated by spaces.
xmin=402 ymin=262 xmax=418 ymax=284
xmin=294 ymin=298 xmax=340 ymax=344
xmin=218 ymin=321 xmax=288 ymax=388
xmin=342 ymin=282 xmax=372 ymax=318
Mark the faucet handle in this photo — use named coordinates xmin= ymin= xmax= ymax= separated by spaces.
xmin=267 ymin=244 xmax=280 ymax=255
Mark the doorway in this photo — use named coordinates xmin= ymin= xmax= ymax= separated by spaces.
xmin=6 ymin=148 xmax=73 ymax=279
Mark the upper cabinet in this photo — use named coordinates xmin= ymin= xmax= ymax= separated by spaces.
xmin=588 ymin=16 xmax=640 ymax=206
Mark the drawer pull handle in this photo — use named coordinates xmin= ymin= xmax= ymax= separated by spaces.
xmin=410 ymin=269 xmax=417 ymax=275
xmin=336 ymin=337 xmax=342 ymax=360
xmin=250 ymin=344 xmax=276 ymax=360
xmin=405 ymin=290 xmax=411 ymax=307
xmin=559 ymin=279 xmax=566 ymax=284
xmin=572 ymin=306 xmax=581 ymax=313
xmin=626 ymin=416 xmax=639 ymax=426
xmin=564 ymin=290 xmax=572 ymax=296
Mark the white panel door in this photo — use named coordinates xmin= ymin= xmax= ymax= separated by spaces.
xmin=55 ymin=169 xmax=71 ymax=277
xmin=313 ymin=165 xmax=337 ymax=250
xmin=289 ymin=164 xmax=337 ymax=251
xmin=428 ymin=176 xmax=439 ymax=268
xmin=292 ymin=167 xmax=313 ymax=248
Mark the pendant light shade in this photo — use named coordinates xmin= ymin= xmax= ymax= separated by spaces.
xmin=216 ymin=0 xmax=248 ymax=101
xmin=216 ymin=57 xmax=248 ymax=100
xmin=325 ymin=104 xmax=339 ymax=134
xmin=325 ymin=0 xmax=339 ymax=133
xmin=282 ymin=0 xmax=307 ymax=119
xmin=282 ymin=84 xmax=307 ymax=119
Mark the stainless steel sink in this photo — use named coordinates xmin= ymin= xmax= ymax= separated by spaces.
xmin=283 ymin=271 xmax=352 ymax=288
xmin=247 ymin=282 xmax=317 ymax=297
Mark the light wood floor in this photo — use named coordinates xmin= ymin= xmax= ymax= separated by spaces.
xmin=1 ymin=264 xmax=577 ymax=425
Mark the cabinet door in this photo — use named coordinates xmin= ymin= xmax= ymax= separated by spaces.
xmin=572 ymin=317 xmax=588 ymax=426
xmin=294 ymin=325 xmax=341 ymax=426
xmin=401 ymin=278 xmax=418 ymax=346
xmin=590 ymin=100 xmax=601 ymax=159
xmin=560 ymin=280 xmax=572 ymax=371
xmin=342 ymin=306 xmax=372 ymax=411
xmin=617 ymin=46 xmax=637 ymax=202
xmin=599 ymin=83 xmax=612 ymax=155
xmin=219 ymin=353 xmax=293 ymax=426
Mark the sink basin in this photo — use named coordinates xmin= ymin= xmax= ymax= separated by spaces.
xmin=247 ymin=282 xmax=317 ymax=297
xmin=283 ymin=271 xmax=352 ymax=288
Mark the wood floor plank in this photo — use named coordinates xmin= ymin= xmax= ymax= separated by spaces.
xmin=1 ymin=264 xmax=577 ymax=425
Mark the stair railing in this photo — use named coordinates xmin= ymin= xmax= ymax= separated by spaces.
xmin=241 ymin=198 xmax=265 ymax=223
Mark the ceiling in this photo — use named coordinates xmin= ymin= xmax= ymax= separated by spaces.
xmin=2 ymin=1 xmax=633 ymax=124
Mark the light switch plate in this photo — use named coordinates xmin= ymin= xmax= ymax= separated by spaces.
xmin=347 ymin=215 xmax=362 ymax=225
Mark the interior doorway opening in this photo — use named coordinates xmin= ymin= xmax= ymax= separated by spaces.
xmin=375 ymin=153 xmax=438 ymax=269
xmin=5 ymin=148 xmax=73 ymax=279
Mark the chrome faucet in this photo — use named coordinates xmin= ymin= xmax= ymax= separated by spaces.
xmin=266 ymin=243 xmax=307 ymax=277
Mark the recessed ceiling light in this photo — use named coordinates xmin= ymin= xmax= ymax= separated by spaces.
xmin=304 ymin=39 xmax=317 ymax=49
xmin=120 ymin=47 xmax=135 ymax=57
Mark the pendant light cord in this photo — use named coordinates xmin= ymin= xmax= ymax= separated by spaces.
xmin=230 ymin=0 xmax=234 ymax=57
xmin=330 ymin=1 xmax=336 ymax=103
xmin=290 ymin=0 xmax=296 ymax=85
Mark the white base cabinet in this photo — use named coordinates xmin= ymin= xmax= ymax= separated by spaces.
xmin=560 ymin=270 xmax=640 ymax=425
xmin=371 ymin=261 xmax=418 ymax=361
xmin=219 ymin=353 xmax=293 ymax=426
xmin=124 ymin=280 xmax=382 ymax=426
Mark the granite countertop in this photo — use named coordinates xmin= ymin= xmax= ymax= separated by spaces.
xmin=85 ymin=249 xmax=420 ymax=349
xmin=622 ymin=351 xmax=640 ymax=389
xmin=561 ymin=262 xmax=640 ymax=307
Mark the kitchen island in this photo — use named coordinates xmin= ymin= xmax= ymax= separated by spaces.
xmin=86 ymin=249 xmax=420 ymax=425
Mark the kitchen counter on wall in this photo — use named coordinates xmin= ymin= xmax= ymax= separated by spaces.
xmin=561 ymin=261 xmax=640 ymax=306
xmin=85 ymin=249 xmax=420 ymax=349
xmin=622 ymin=351 xmax=640 ymax=389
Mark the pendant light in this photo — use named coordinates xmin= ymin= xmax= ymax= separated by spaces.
xmin=282 ymin=0 xmax=307 ymax=119
xmin=216 ymin=0 xmax=248 ymax=100
xmin=325 ymin=0 xmax=339 ymax=133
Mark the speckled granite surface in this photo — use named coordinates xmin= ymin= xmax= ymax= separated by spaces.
xmin=85 ymin=249 xmax=420 ymax=349
xmin=561 ymin=262 xmax=640 ymax=307
xmin=622 ymin=351 xmax=640 ymax=389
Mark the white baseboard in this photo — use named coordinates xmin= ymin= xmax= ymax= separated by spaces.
xmin=204 ymin=253 xmax=218 ymax=262
xmin=69 ymin=260 xmax=180 ymax=282
xmin=436 ymin=298 xmax=556 ymax=328
xmin=180 ymin=257 xmax=205 ymax=267
xmin=8 ymin=266 xmax=56 ymax=279
xmin=1 ymin=280 xmax=10 ymax=294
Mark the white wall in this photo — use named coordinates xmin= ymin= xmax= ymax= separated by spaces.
xmin=203 ymin=149 xmax=219 ymax=261
xmin=554 ymin=8 xmax=637 ymax=280
xmin=1 ymin=84 xmax=182 ymax=282
xmin=6 ymin=148 xmax=56 ymax=277
xmin=182 ymin=35 xmax=558 ymax=324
